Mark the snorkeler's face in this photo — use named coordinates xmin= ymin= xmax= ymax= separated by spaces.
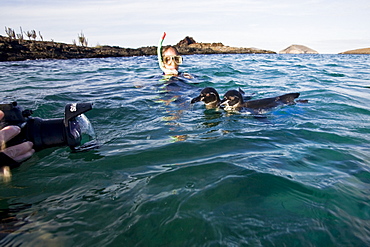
xmin=163 ymin=49 xmax=181 ymax=71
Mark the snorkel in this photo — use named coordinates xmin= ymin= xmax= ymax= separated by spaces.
xmin=157 ymin=32 xmax=179 ymax=75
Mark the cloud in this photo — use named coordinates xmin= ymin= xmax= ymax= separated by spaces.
xmin=2 ymin=0 xmax=370 ymax=53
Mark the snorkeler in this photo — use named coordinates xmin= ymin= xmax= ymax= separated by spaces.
xmin=157 ymin=33 xmax=193 ymax=79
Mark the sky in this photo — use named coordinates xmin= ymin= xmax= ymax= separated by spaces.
xmin=2 ymin=0 xmax=370 ymax=54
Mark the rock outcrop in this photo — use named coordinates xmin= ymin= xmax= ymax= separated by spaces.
xmin=0 ymin=35 xmax=275 ymax=62
xmin=339 ymin=47 xmax=370 ymax=54
xmin=279 ymin=45 xmax=318 ymax=54
xmin=175 ymin=36 xmax=275 ymax=55
xmin=176 ymin=36 xmax=196 ymax=46
xmin=0 ymin=35 xmax=157 ymax=62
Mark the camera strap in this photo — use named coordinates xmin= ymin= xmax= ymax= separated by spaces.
xmin=0 ymin=152 xmax=20 ymax=169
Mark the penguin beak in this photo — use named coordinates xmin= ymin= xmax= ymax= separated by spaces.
xmin=191 ymin=95 xmax=202 ymax=104
xmin=218 ymin=98 xmax=227 ymax=108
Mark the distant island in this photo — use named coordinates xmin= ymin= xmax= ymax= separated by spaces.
xmin=0 ymin=35 xmax=275 ymax=62
xmin=279 ymin=45 xmax=318 ymax=54
xmin=339 ymin=48 xmax=370 ymax=54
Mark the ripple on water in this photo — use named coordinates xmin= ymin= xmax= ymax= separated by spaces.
xmin=1 ymin=54 xmax=370 ymax=246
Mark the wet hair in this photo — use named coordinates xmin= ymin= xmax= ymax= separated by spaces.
xmin=162 ymin=46 xmax=179 ymax=55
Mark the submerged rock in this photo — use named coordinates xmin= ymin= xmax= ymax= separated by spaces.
xmin=279 ymin=44 xmax=318 ymax=54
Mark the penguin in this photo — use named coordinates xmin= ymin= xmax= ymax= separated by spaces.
xmin=190 ymin=87 xmax=221 ymax=109
xmin=191 ymin=87 xmax=250 ymax=109
xmin=220 ymin=90 xmax=300 ymax=112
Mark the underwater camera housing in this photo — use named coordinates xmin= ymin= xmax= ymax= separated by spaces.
xmin=0 ymin=102 xmax=98 ymax=152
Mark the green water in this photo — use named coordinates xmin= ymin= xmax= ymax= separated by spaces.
xmin=1 ymin=54 xmax=370 ymax=246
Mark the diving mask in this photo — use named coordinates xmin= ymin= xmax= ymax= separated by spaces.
xmin=162 ymin=55 xmax=182 ymax=65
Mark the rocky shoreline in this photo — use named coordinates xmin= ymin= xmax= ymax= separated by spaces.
xmin=1 ymin=35 xmax=369 ymax=62
xmin=0 ymin=35 xmax=276 ymax=62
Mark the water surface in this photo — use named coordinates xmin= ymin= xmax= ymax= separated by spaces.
xmin=1 ymin=54 xmax=370 ymax=246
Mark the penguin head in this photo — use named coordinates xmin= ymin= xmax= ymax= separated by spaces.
xmin=191 ymin=87 xmax=221 ymax=108
xmin=220 ymin=90 xmax=244 ymax=111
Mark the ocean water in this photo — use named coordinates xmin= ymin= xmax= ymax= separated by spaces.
xmin=0 ymin=54 xmax=369 ymax=246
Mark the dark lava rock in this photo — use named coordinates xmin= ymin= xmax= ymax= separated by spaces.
xmin=0 ymin=35 xmax=275 ymax=62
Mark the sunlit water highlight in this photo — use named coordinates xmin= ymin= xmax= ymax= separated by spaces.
xmin=1 ymin=54 xmax=370 ymax=246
